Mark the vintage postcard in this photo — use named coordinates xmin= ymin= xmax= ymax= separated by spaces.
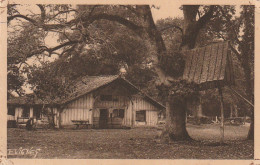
xmin=0 ymin=0 xmax=259 ymax=164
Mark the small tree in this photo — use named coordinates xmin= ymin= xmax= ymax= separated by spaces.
xmin=26 ymin=61 xmax=71 ymax=128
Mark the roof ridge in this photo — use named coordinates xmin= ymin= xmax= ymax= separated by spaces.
xmin=82 ymin=74 xmax=119 ymax=78
xmin=73 ymin=74 xmax=119 ymax=83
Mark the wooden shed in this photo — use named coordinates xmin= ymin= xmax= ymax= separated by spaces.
xmin=8 ymin=75 xmax=165 ymax=128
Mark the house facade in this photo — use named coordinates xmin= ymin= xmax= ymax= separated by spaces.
xmin=8 ymin=75 xmax=165 ymax=128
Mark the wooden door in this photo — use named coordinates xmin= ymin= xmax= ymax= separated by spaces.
xmin=99 ymin=109 xmax=108 ymax=128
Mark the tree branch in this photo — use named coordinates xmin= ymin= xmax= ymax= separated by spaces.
xmin=86 ymin=13 xmax=144 ymax=37
xmin=8 ymin=10 xmax=143 ymax=35
xmin=196 ymin=5 xmax=215 ymax=28
xmin=88 ymin=5 xmax=98 ymax=17
xmin=159 ymin=25 xmax=183 ymax=35
xmin=217 ymin=29 xmax=242 ymax=61
xmin=120 ymin=5 xmax=140 ymax=16
xmin=37 ymin=4 xmax=46 ymax=22
xmin=197 ymin=10 xmax=201 ymax=19
xmin=8 ymin=13 xmax=77 ymax=30
xmin=15 ymin=89 xmax=23 ymax=97
xmin=7 ymin=14 xmax=38 ymax=24
xmin=229 ymin=44 xmax=242 ymax=61
xmin=25 ymin=40 xmax=81 ymax=59
xmin=60 ymin=44 xmax=77 ymax=57
xmin=51 ymin=41 xmax=79 ymax=52
xmin=47 ymin=9 xmax=77 ymax=22
xmin=232 ymin=27 xmax=242 ymax=45
xmin=219 ymin=7 xmax=242 ymax=45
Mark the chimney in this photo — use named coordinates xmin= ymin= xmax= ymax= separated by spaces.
xmin=119 ymin=67 xmax=126 ymax=78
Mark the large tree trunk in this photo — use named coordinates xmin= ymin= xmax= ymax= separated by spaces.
xmin=137 ymin=6 xmax=192 ymax=141
xmin=48 ymin=107 xmax=56 ymax=129
xmin=153 ymin=5 xmax=213 ymax=141
xmin=248 ymin=113 xmax=254 ymax=140
xmin=56 ymin=106 xmax=65 ymax=129
xmin=161 ymin=96 xmax=191 ymax=141
xmin=181 ymin=5 xmax=200 ymax=49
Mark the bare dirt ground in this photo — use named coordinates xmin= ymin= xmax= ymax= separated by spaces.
xmin=7 ymin=124 xmax=253 ymax=159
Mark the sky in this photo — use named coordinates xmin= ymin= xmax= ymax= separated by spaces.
xmin=151 ymin=3 xmax=183 ymax=21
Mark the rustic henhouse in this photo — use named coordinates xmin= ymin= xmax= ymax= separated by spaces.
xmin=182 ymin=41 xmax=235 ymax=89
xmin=182 ymin=41 xmax=237 ymax=143
xmin=8 ymin=75 xmax=165 ymax=128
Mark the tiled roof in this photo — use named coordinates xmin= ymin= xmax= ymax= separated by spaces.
xmin=8 ymin=75 xmax=165 ymax=109
xmin=60 ymin=75 xmax=119 ymax=104
xmin=7 ymin=93 xmax=49 ymax=105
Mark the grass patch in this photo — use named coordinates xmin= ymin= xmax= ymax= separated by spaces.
xmin=7 ymin=124 xmax=253 ymax=159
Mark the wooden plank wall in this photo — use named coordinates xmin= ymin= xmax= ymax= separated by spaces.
xmin=7 ymin=115 xmax=15 ymax=120
xmin=60 ymin=93 xmax=161 ymax=127
xmin=132 ymin=97 xmax=159 ymax=127
xmin=119 ymin=98 xmax=159 ymax=126
xmin=132 ymin=97 xmax=158 ymax=111
xmin=94 ymin=95 xmax=128 ymax=109
xmin=123 ymin=100 xmax=133 ymax=126
xmin=146 ymin=110 xmax=158 ymax=126
xmin=61 ymin=93 xmax=94 ymax=125
xmin=15 ymin=107 xmax=23 ymax=120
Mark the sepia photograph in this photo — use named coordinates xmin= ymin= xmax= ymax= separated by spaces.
xmin=5 ymin=3 xmax=254 ymax=160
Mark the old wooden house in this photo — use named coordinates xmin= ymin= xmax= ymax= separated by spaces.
xmin=8 ymin=75 xmax=165 ymax=128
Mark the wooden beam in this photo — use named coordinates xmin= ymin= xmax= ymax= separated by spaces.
xmin=229 ymin=87 xmax=254 ymax=108
xmin=218 ymin=85 xmax=225 ymax=144
xmin=132 ymin=99 xmax=135 ymax=127
xmin=30 ymin=107 xmax=33 ymax=118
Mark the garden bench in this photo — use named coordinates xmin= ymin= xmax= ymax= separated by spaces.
xmin=71 ymin=120 xmax=91 ymax=129
xmin=17 ymin=117 xmax=30 ymax=125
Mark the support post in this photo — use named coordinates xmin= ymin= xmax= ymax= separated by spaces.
xmin=185 ymin=111 xmax=187 ymax=124
xmin=132 ymin=100 xmax=135 ymax=127
xmin=230 ymin=104 xmax=233 ymax=118
xmin=218 ymin=86 xmax=225 ymax=143
xmin=30 ymin=107 xmax=33 ymax=118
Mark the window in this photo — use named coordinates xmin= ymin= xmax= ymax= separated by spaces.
xmin=33 ymin=107 xmax=41 ymax=119
xmin=119 ymin=109 xmax=124 ymax=118
xmin=100 ymin=95 xmax=113 ymax=101
xmin=136 ymin=110 xmax=146 ymax=122
xmin=8 ymin=106 xmax=15 ymax=116
xmin=22 ymin=107 xmax=30 ymax=117
xmin=113 ymin=109 xmax=124 ymax=118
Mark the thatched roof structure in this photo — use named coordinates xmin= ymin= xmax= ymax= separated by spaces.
xmin=8 ymin=75 xmax=165 ymax=109
xmin=183 ymin=41 xmax=235 ymax=89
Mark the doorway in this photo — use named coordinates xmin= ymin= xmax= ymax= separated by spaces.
xmin=99 ymin=109 xmax=108 ymax=128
